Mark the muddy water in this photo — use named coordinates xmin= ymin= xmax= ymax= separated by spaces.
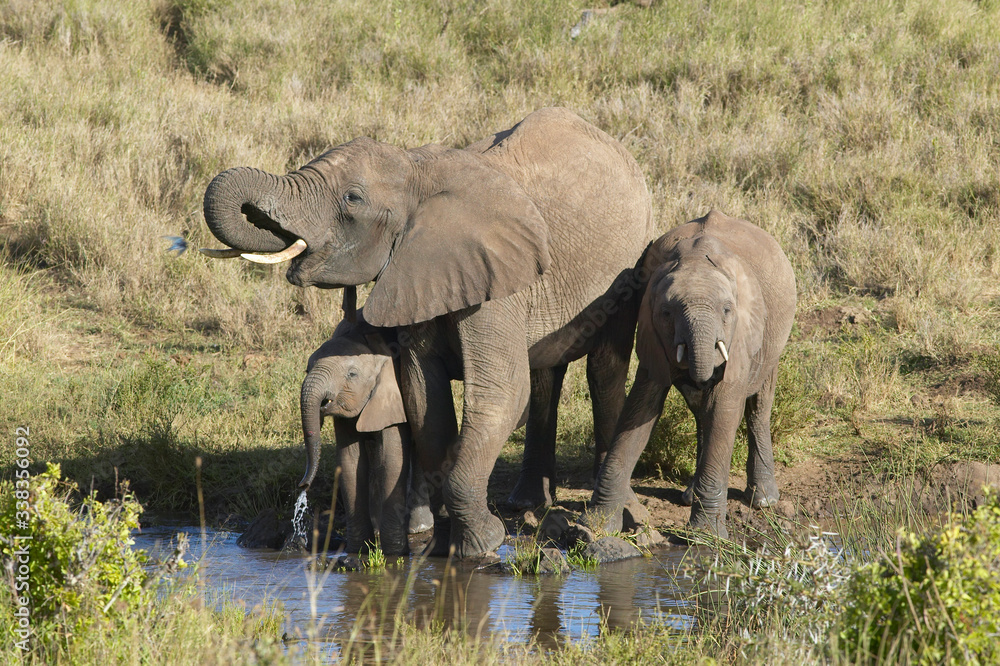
xmin=134 ymin=526 xmax=695 ymax=652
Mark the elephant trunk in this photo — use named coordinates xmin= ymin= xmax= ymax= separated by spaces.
xmin=203 ymin=167 xmax=301 ymax=252
xmin=679 ymin=304 xmax=721 ymax=385
xmin=689 ymin=333 xmax=719 ymax=386
xmin=299 ymin=378 xmax=326 ymax=489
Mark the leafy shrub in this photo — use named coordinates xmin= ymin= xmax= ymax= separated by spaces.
xmin=0 ymin=463 xmax=148 ymax=640
xmin=687 ymin=532 xmax=851 ymax=652
xmin=840 ymin=492 xmax=1000 ymax=664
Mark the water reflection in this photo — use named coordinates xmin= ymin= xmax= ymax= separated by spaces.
xmin=134 ymin=527 xmax=695 ymax=649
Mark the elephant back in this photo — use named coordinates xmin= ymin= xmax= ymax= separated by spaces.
xmin=465 ymin=107 xmax=655 ymax=331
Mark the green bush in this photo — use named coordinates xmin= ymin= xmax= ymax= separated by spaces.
xmin=0 ymin=463 xmax=148 ymax=641
xmin=840 ymin=492 xmax=1000 ymax=664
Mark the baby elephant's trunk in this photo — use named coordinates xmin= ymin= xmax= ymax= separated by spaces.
xmin=299 ymin=382 xmax=325 ymax=489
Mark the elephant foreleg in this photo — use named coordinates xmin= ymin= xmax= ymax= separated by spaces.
xmin=407 ymin=465 xmax=435 ymax=534
xmin=507 ymin=364 xmax=566 ymax=510
xmin=334 ymin=418 xmax=376 ymax=553
xmin=585 ymin=367 xmax=669 ymax=534
xmin=688 ymin=386 xmax=744 ymax=539
xmin=371 ymin=424 xmax=411 ymax=555
xmin=744 ymin=366 xmax=779 ymax=509
xmin=446 ymin=300 xmax=531 ymax=558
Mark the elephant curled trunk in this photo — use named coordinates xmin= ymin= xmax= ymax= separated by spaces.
xmin=203 ymin=167 xmax=301 ymax=253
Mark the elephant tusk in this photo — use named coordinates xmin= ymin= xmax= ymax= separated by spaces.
xmin=198 ymin=247 xmax=245 ymax=258
xmin=717 ymin=340 xmax=729 ymax=363
xmin=241 ymin=238 xmax=308 ymax=264
xmin=676 ymin=343 xmax=685 ymax=364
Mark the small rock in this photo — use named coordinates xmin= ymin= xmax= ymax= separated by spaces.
xmin=521 ymin=509 xmax=540 ymax=530
xmin=773 ymin=500 xmax=796 ymax=519
xmin=565 ymin=523 xmax=596 ymax=546
xmin=537 ymin=547 xmax=571 ymax=575
xmin=583 ymin=536 xmax=642 ymax=564
xmin=538 ymin=507 xmax=575 ymax=544
xmin=237 ymin=508 xmax=293 ymax=550
xmin=475 ymin=550 xmax=502 ymax=568
xmin=622 ymin=499 xmax=651 ymax=531
xmin=325 ymin=554 xmax=364 ymax=571
xmin=634 ymin=528 xmax=666 ymax=549
xmin=476 ymin=560 xmax=508 ymax=574
xmin=281 ymin=534 xmax=309 ymax=553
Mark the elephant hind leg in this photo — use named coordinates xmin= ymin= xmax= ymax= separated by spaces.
xmin=744 ymin=367 xmax=780 ymax=509
xmin=507 ymin=364 xmax=566 ymax=510
xmin=400 ymin=345 xmax=458 ymax=557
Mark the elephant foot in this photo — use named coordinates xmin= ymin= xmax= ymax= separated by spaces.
xmin=423 ymin=519 xmax=453 ymax=557
xmin=365 ymin=537 xmax=408 ymax=557
xmin=687 ymin=505 xmax=728 ymax=540
xmin=680 ymin=483 xmax=694 ymax=507
xmin=449 ymin=513 xmax=505 ymax=559
xmin=408 ymin=503 xmax=434 ymax=534
xmin=505 ymin=476 xmax=554 ymax=510
xmin=745 ymin=479 xmax=779 ymax=509
xmin=579 ymin=502 xmax=625 ymax=536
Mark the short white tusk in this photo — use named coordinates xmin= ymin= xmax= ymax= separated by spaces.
xmin=717 ymin=340 xmax=729 ymax=363
xmin=198 ymin=247 xmax=244 ymax=258
xmin=676 ymin=343 xmax=685 ymax=364
xmin=241 ymin=238 xmax=308 ymax=264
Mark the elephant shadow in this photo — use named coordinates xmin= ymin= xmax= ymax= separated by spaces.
xmin=15 ymin=431 xmax=347 ymax=531
xmin=631 ymin=484 xmax=748 ymax=507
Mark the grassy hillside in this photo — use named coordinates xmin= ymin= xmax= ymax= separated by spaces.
xmin=2 ymin=0 xmax=999 ymax=518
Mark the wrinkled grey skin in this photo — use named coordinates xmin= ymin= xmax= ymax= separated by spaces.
xmin=586 ymin=211 xmax=797 ymax=539
xmin=299 ymin=315 xmax=424 ymax=554
xmin=202 ymin=107 xmax=653 ymax=558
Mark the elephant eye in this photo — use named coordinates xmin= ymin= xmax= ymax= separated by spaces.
xmin=347 ymin=368 xmax=360 ymax=379
xmin=343 ymin=190 xmax=364 ymax=205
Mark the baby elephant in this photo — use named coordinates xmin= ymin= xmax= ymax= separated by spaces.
xmin=588 ymin=211 xmax=796 ymax=538
xmin=298 ymin=314 xmax=430 ymax=554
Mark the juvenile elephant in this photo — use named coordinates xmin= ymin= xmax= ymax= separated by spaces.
xmin=201 ymin=107 xmax=653 ymax=557
xmin=586 ymin=211 xmax=796 ymax=539
xmin=298 ymin=314 xmax=432 ymax=554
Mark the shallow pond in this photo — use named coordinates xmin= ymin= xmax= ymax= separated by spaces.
xmin=134 ymin=526 xmax=695 ymax=654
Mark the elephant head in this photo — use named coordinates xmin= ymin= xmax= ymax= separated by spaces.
xmin=636 ymin=234 xmax=766 ymax=389
xmin=298 ymin=316 xmax=406 ymax=490
xmin=201 ymin=140 xmax=551 ymax=327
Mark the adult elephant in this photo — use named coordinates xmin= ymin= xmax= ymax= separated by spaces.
xmin=201 ymin=107 xmax=654 ymax=558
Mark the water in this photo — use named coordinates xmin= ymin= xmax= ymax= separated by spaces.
xmin=133 ymin=526 xmax=695 ymax=653
xmin=290 ymin=491 xmax=311 ymax=546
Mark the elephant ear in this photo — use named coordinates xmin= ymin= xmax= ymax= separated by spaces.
xmin=363 ymin=151 xmax=550 ymax=327
xmin=356 ymin=358 xmax=407 ymax=433
xmin=723 ymin=258 xmax=766 ymax=384
xmin=635 ymin=270 xmax=674 ymax=387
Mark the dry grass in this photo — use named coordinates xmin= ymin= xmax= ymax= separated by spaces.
xmin=1 ymin=0 xmax=998 ymax=567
